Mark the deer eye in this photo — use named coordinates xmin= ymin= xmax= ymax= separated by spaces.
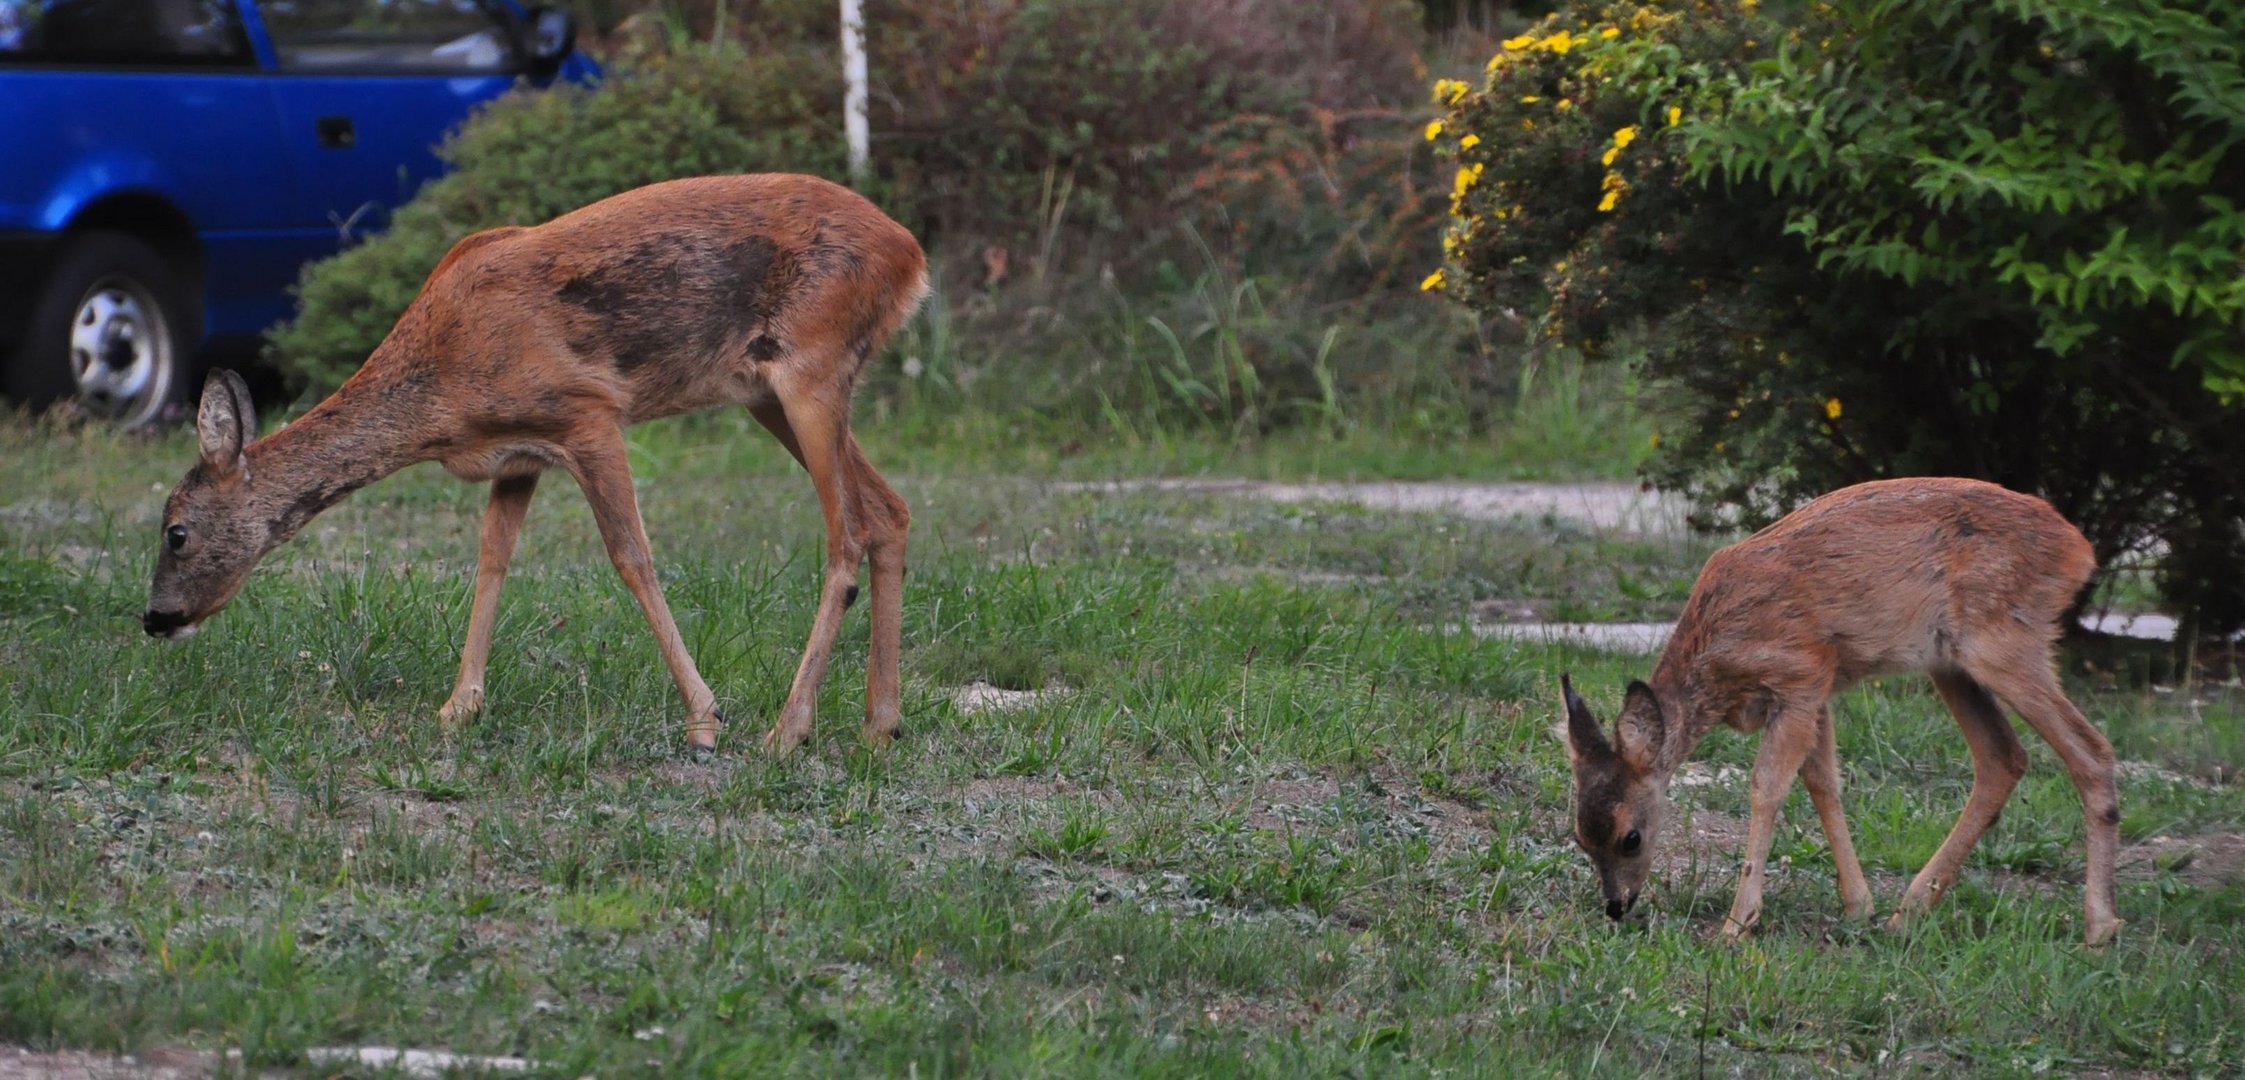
xmin=1619 ymin=830 xmax=1642 ymax=855
xmin=165 ymin=525 xmax=188 ymax=552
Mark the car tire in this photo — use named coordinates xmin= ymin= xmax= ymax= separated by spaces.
xmin=6 ymin=231 xmax=201 ymax=429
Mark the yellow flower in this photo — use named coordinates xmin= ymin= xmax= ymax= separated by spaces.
xmin=1555 ymin=98 xmax=1575 ymax=111
xmin=1825 ymin=397 xmax=1843 ymax=420
xmin=1520 ymin=95 xmax=1541 ymax=104
xmin=1421 ymin=269 xmax=1447 ymax=292
xmin=1612 ymin=125 xmax=1639 ymax=148
xmin=1727 ymin=408 xmax=1741 ymax=419
xmin=1554 ymin=260 xmax=1568 ymax=273
xmin=1741 ymin=0 xmax=1758 ymax=9
xmin=1432 ymin=79 xmax=1470 ymax=106
xmin=1667 ymin=105 xmax=1683 ymax=126
xmin=1597 ymin=189 xmax=1620 ymax=212
xmin=1460 ymin=134 xmax=1482 ymax=150
xmin=1649 ymin=433 xmax=1662 ymax=449
xmin=1599 ymin=26 xmax=1620 ymax=38
xmin=1454 ymin=167 xmax=1478 ymax=196
xmin=1522 ymin=117 xmax=1536 ymax=131
xmin=1601 ymin=147 xmax=1620 ymax=167
xmin=1502 ymin=33 xmax=1537 ymax=51
xmin=1425 ymin=119 xmax=1445 ymax=142
xmin=1543 ymin=30 xmax=1577 ymax=55
xmin=1714 ymin=441 xmax=1727 ymax=452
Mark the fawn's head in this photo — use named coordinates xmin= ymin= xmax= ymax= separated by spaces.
xmin=145 ymin=371 xmax=268 ymax=639
xmin=1556 ymin=674 xmax=1670 ymax=921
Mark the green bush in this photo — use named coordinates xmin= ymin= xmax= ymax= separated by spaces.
xmin=269 ymin=44 xmax=847 ymax=391
xmin=269 ymin=1 xmax=1522 ymax=449
xmin=1432 ymin=0 xmax=2245 ymax=635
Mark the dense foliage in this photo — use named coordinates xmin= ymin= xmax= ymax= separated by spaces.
xmin=1432 ymin=0 xmax=2245 ymax=634
xmin=270 ymin=1 xmax=1479 ymax=440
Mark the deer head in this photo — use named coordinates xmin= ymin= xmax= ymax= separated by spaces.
xmin=144 ymin=370 xmax=270 ymax=639
xmin=1556 ymin=673 xmax=1670 ymax=920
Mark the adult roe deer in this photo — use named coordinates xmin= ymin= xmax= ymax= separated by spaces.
xmin=143 ymin=174 xmax=928 ymax=755
xmin=1557 ymin=477 xmax=2121 ymax=945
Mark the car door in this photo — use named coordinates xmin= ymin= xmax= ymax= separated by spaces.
xmin=252 ymin=0 xmax=527 ymax=245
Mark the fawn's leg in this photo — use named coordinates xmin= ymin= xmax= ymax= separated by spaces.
xmin=1797 ymin=705 xmax=1872 ymax=919
xmin=440 ymin=473 xmax=539 ymax=726
xmin=1725 ymin=702 xmax=1822 ymax=941
xmin=1972 ymin=661 xmax=2121 ymax=946
xmin=566 ymin=428 xmax=721 ymax=750
xmin=1892 ymin=672 xmax=2027 ymax=927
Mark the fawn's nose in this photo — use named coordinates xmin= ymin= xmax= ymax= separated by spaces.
xmin=1606 ymin=899 xmax=1626 ymax=921
xmin=142 ymin=609 xmax=187 ymax=636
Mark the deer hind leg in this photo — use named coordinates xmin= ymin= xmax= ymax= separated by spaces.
xmin=1797 ymin=705 xmax=1872 ymax=919
xmin=847 ymin=434 xmax=909 ymax=743
xmin=566 ymin=427 xmax=722 ymax=750
xmin=749 ymin=404 xmax=908 ymax=747
xmin=1970 ymin=658 xmax=2121 ymax=946
xmin=1892 ymin=671 xmax=2027 ymax=929
xmin=440 ymin=473 xmax=540 ymax=728
xmin=757 ymin=386 xmax=869 ymax=755
xmin=1725 ymin=700 xmax=1824 ymax=941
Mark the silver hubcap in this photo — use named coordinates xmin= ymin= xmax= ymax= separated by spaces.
xmin=69 ymin=275 xmax=174 ymax=426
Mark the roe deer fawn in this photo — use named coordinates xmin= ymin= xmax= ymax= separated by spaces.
xmin=1557 ymin=477 xmax=2121 ymax=945
xmin=143 ymin=174 xmax=928 ymax=755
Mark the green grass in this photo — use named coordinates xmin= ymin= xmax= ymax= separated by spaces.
xmin=0 ymin=413 xmax=2239 ymax=1076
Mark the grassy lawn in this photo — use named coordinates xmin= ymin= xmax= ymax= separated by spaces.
xmin=1 ymin=412 xmax=2239 ymax=1077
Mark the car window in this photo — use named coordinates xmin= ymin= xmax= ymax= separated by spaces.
xmin=0 ymin=0 xmax=253 ymax=66
xmin=260 ymin=0 xmax=516 ymax=73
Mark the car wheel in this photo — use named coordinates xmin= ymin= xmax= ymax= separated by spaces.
xmin=7 ymin=231 xmax=200 ymax=429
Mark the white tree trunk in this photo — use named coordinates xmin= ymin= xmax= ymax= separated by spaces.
xmin=840 ymin=0 xmax=869 ymax=187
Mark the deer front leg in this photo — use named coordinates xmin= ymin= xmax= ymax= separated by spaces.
xmin=441 ymin=473 xmax=540 ymax=728
xmin=565 ymin=431 xmax=722 ymax=751
xmin=1724 ymin=705 xmax=1821 ymax=942
xmin=1797 ymin=706 xmax=1872 ymax=919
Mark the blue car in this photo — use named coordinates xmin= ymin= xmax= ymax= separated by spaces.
xmin=0 ymin=0 xmax=595 ymax=426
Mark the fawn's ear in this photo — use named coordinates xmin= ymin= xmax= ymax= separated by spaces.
xmin=1557 ymin=673 xmax=1612 ymax=766
xmin=1616 ymin=680 xmax=1666 ymax=773
xmin=196 ymin=369 xmax=256 ymax=476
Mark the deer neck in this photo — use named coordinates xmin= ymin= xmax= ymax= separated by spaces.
xmin=243 ymin=369 xmax=436 ymax=549
xmin=1643 ymin=620 xmax=1723 ymax=776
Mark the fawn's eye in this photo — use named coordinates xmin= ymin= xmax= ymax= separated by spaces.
xmin=1619 ymin=829 xmax=1642 ymax=855
xmin=165 ymin=525 xmax=188 ymax=552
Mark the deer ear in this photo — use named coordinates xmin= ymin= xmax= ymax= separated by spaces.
xmin=197 ymin=369 xmax=256 ymax=475
xmin=1558 ymin=673 xmax=1612 ymax=765
xmin=1616 ymin=680 xmax=1666 ymax=772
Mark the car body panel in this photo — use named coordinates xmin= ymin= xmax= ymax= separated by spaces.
xmin=0 ymin=0 xmax=591 ymax=356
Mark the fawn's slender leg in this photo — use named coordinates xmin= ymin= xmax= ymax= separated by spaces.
xmin=439 ymin=473 xmax=540 ymax=726
xmin=1892 ymin=672 xmax=2027 ymax=927
xmin=1725 ymin=702 xmax=1822 ymax=941
xmin=1972 ymin=660 xmax=2121 ymax=945
xmin=1797 ymin=705 xmax=1872 ymax=919
xmin=761 ymin=386 xmax=865 ymax=754
xmin=566 ymin=427 xmax=721 ymax=750
xmin=847 ymin=435 xmax=909 ymax=742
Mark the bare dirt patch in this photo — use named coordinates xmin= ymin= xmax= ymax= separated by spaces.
xmin=2119 ymin=832 xmax=2245 ymax=886
xmin=1063 ymin=479 xmax=1687 ymax=534
xmin=950 ymin=682 xmax=1067 ymax=714
xmin=0 ymin=1047 xmax=223 ymax=1080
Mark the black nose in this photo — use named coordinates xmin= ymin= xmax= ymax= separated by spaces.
xmin=142 ymin=609 xmax=187 ymax=636
xmin=1606 ymin=899 xmax=1626 ymax=921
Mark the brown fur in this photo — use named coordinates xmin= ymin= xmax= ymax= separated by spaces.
xmin=146 ymin=174 xmax=929 ymax=754
xmin=1559 ymin=477 xmax=2121 ymax=945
